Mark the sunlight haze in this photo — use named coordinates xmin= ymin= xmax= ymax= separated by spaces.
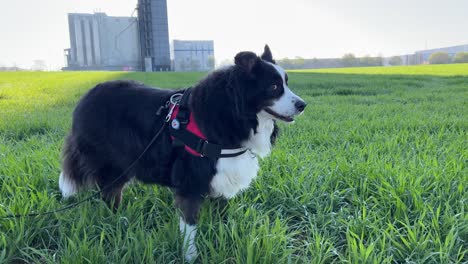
xmin=1 ymin=0 xmax=467 ymax=69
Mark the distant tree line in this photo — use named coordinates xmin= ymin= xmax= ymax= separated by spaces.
xmin=0 ymin=66 xmax=28 ymax=72
xmin=0 ymin=60 xmax=48 ymax=71
xmin=277 ymin=53 xmax=385 ymax=69
xmin=276 ymin=51 xmax=468 ymax=69
xmin=341 ymin=53 xmax=384 ymax=67
xmin=388 ymin=56 xmax=403 ymax=66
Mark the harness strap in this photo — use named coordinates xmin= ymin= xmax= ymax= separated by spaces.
xmin=176 ymin=88 xmax=191 ymax=126
xmin=170 ymin=126 xmax=247 ymax=158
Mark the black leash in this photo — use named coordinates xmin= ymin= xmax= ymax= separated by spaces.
xmin=0 ymin=121 xmax=168 ymax=219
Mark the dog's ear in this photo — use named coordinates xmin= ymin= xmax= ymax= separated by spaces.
xmin=261 ymin=44 xmax=276 ymax=64
xmin=234 ymin=51 xmax=259 ymax=75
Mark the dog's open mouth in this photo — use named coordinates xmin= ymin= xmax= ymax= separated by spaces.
xmin=265 ymin=108 xmax=294 ymax=122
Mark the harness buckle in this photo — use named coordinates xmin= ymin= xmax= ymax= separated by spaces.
xmin=196 ymin=140 xmax=223 ymax=158
xmin=195 ymin=140 xmax=209 ymax=157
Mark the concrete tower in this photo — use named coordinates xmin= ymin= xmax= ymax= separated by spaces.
xmin=138 ymin=0 xmax=171 ymax=71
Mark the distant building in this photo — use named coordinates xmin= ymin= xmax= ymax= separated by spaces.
xmin=64 ymin=0 xmax=173 ymax=72
xmin=173 ymin=40 xmax=215 ymax=72
xmin=64 ymin=13 xmax=141 ymax=71
xmin=383 ymin=44 xmax=468 ymax=66
xmin=414 ymin=44 xmax=468 ymax=64
xmin=63 ymin=0 xmax=217 ymax=72
xmin=138 ymin=0 xmax=171 ymax=71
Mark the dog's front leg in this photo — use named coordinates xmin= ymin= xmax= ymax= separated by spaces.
xmin=175 ymin=194 xmax=202 ymax=262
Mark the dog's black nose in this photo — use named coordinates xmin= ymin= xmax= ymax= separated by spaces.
xmin=295 ymin=100 xmax=307 ymax=112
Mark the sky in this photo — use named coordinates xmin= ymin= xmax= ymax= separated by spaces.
xmin=1 ymin=0 xmax=467 ymax=70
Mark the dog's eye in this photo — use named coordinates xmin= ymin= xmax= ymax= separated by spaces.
xmin=271 ymin=84 xmax=278 ymax=90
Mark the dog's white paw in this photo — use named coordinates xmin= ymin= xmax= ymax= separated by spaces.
xmin=180 ymin=217 xmax=198 ymax=262
xmin=59 ymin=172 xmax=77 ymax=198
xmin=184 ymin=243 xmax=198 ymax=262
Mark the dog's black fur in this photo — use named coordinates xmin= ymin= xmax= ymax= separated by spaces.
xmin=62 ymin=48 xmax=285 ymax=224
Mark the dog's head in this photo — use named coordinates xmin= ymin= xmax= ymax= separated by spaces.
xmin=233 ymin=45 xmax=307 ymax=123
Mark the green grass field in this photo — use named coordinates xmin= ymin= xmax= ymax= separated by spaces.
xmin=0 ymin=64 xmax=467 ymax=263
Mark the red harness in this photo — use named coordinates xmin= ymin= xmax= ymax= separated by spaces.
xmin=169 ymin=105 xmax=206 ymax=157
xmin=166 ymin=89 xmax=247 ymax=159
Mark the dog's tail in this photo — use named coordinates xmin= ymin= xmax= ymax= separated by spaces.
xmin=59 ymin=133 xmax=96 ymax=198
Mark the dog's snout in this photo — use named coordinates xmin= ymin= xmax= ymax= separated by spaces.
xmin=295 ymin=100 xmax=307 ymax=112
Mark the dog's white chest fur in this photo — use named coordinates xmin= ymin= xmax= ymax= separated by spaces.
xmin=210 ymin=112 xmax=274 ymax=199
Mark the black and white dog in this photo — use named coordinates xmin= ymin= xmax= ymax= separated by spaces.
xmin=59 ymin=45 xmax=306 ymax=261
